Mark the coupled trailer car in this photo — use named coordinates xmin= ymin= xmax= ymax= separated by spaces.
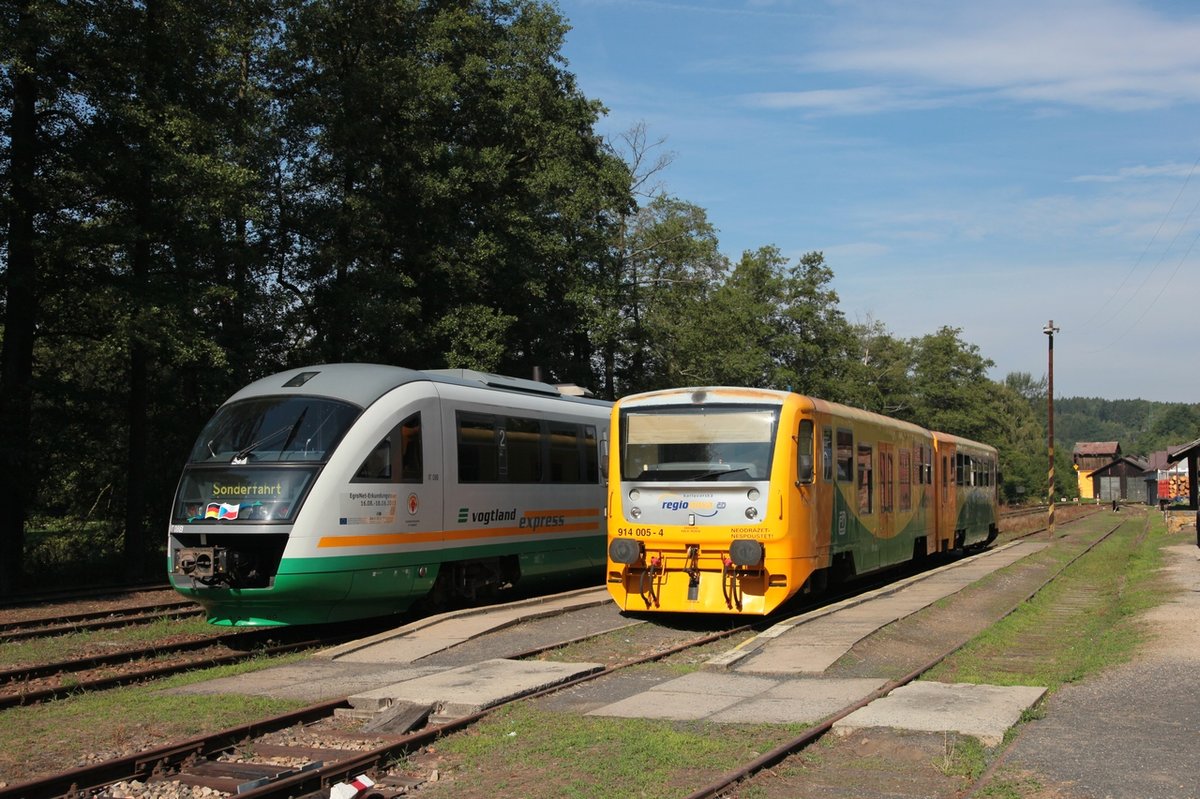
xmin=605 ymin=386 xmax=998 ymax=615
xmin=168 ymin=364 xmax=610 ymax=626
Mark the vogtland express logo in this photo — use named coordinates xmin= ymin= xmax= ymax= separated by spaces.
xmin=459 ymin=507 xmax=517 ymax=526
xmin=458 ymin=507 xmax=567 ymax=531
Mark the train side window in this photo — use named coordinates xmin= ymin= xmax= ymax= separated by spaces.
xmin=822 ymin=428 xmax=833 ymax=481
xmin=899 ymin=449 xmax=912 ymax=511
xmin=857 ymin=444 xmax=873 ymax=514
xmin=880 ymin=450 xmax=893 ymax=512
xmin=549 ymin=421 xmax=581 ymax=483
xmin=585 ymin=425 xmax=601 ymax=483
xmin=399 ymin=414 xmax=423 ymax=481
xmin=505 ymin=417 xmax=543 ymax=483
xmin=796 ymin=419 xmax=814 ymax=484
xmin=457 ymin=413 xmax=499 ymax=483
xmin=353 ymin=412 xmax=423 ymax=483
xmin=836 ymin=428 xmax=853 ymax=482
xmin=354 ymin=439 xmax=391 ymax=481
xmin=955 ymin=453 xmax=965 ymax=486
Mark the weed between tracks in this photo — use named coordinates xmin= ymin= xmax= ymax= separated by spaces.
xmin=0 ymin=616 xmax=215 ymax=669
xmin=0 ymin=654 xmax=309 ymax=784
xmin=412 ymin=704 xmax=804 ymax=799
xmin=927 ymin=513 xmax=1168 ymax=690
xmin=923 ymin=511 xmax=1172 ymax=798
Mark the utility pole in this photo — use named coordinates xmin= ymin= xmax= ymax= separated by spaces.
xmin=1044 ymin=320 xmax=1060 ymax=536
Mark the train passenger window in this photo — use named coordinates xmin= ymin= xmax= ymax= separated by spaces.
xmin=880 ymin=450 xmax=893 ymax=512
xmin=955 ymin=453 xmax=965 ymax=486
xmin=857 ymin=445 xmax=873 ymax=514
xmin=584 ymin=425 xmax=600 ymax=483
xmin=356 ymin=439 xmax=391 ymax=481
xmin=836 ymin=429 xmax=853 ymax=482
xmin=353 ymin=412 xmax=423 ymax=483
xmin=505 ymin=417 xmax=543 ymax=482
xmin=458 ymin=414 xmax=499 ymax=482
xmin=796 ymin=420 xmax=814 ymax=484
xmin=549 ymin=421 xmax=581 ymax=482
xmin=822 ymin=428 xmax=833 ymax=481
xmin=899 ymin=449 xmax=912 ymax=511
xmin=400 ymin=415 xmax=423 ymax=481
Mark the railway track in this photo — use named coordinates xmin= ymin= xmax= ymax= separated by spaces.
xmin=1 ymin=510 xmax=1117 ymax=799
xmin=0 ymin=629 xmax=332 ymax=710
xmin=0 ymin=582 xmax=174 ymax=610
xmin=0 ymin=601 xmax=203 ymax=642
xmin=681 ymin=517 xmax=1127 ymax=798
xmin=0 ymin=614 xmax=757 ymax=798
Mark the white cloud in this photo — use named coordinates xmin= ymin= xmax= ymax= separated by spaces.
xmin=773 ymin=0 xmax=1200 ymax=114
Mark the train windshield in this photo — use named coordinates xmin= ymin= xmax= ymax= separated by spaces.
xmin=187 ymin=396 xmax=360 ymax=464
xmin=620 ymin=405 xmax=779 ymax=482
xmin=172 ymin=467 xmax=315 ymax=524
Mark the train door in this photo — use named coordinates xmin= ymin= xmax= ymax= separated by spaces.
xmin=878 ymin=441 xmax=896 ymax=564
xmin=936 ymin=441 xmax=957 ymax=552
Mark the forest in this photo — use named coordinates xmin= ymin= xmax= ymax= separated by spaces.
xmin=2 ymin=0 xmax=1198 ymax=595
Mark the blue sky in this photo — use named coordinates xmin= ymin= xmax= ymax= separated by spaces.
xmin=554 ymin=0 xmax=1200 ymax=403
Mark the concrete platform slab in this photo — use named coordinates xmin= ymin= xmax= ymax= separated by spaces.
xmin=167 ymin=660 xmax=444 ymax=701
xmin=349 ymin=658 xmax=604 ymax=720
xmin=322 ymin=587 xmax=612 ymax=665
xmin=586 ymin=672 xmax=888 ymax=725
xmin=834 ymin=681 xmax=1047 ymax=746
xmin=720 ymin=541 xmax=1046 ymax=675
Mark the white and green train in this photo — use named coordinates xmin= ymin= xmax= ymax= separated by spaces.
xmin=167 ymin=364 xmax=610 ymax=626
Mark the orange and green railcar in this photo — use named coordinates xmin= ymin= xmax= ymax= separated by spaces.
xmin=605 ymin=387 xmax=997 ymax=615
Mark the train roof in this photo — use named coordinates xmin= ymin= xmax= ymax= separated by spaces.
xmin=616 ymin=386 xmax=933 ymax=437
xmin=931 ymin=430 xmax=998 ymax=454
xmin=223 ymin=363 xmax=610 ymax=410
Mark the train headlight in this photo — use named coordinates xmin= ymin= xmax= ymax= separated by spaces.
xmin=747 ymin=488 xmax=760 ymax=501
xmin=745 ymin=506 xmax=758 ymax=519
xmin=729 ymin=540 xmax=764 ymax=567
xmin=630 ymin=506 xmax=642 ymax=519
xmin=629 ymin=489 xmax=641 ymax=502
xmin=609 ymin=537 xmax=644 ymax=565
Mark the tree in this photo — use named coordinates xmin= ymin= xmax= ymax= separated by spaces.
xmin=0 ymin=0 xmax=90 ymax=593
xmin=907 ymin=326 xmax=996 ymax=439
xmin=690 ymin=248 xmax=852 ymax=395
xmin=841 ymin=319 xmax=915 ymax=415
xmin=277 ymin=0 xmax=625 ymax=386
xmin=619 ymin=195 xmax=725 ymax=392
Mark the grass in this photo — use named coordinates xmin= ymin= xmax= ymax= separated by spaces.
xmin=921 ymin=513 xmax=1173 ymax=798
xmin=0 ymin=616 xmax=216 ymax=668
xmin=416 ymin=703 xmax=803 ymax=799
xmin=0 ymin=653 xmax=311 ymax=783
xmin=926 ymin=513 xmax=1169 ymax=691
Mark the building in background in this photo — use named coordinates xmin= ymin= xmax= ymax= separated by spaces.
xmin=1073 ymin=441 xmax=1121 ymax=500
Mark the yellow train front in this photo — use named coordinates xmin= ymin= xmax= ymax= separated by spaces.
xmin=605 ymin=386 xmax=991 ymax=615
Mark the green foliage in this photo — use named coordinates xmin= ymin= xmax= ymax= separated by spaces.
xmin=7 ymin=0 xmax=1170 ymax=588
xmin=1054 ymin=396 xmax=1200 ymax=456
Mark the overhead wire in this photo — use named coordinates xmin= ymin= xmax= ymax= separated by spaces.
xmin=1080 ymin=156 xmax=1200 ymax=354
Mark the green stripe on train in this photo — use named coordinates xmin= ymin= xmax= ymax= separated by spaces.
xmin=171 ymin=537 xmax=604 ymax=626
